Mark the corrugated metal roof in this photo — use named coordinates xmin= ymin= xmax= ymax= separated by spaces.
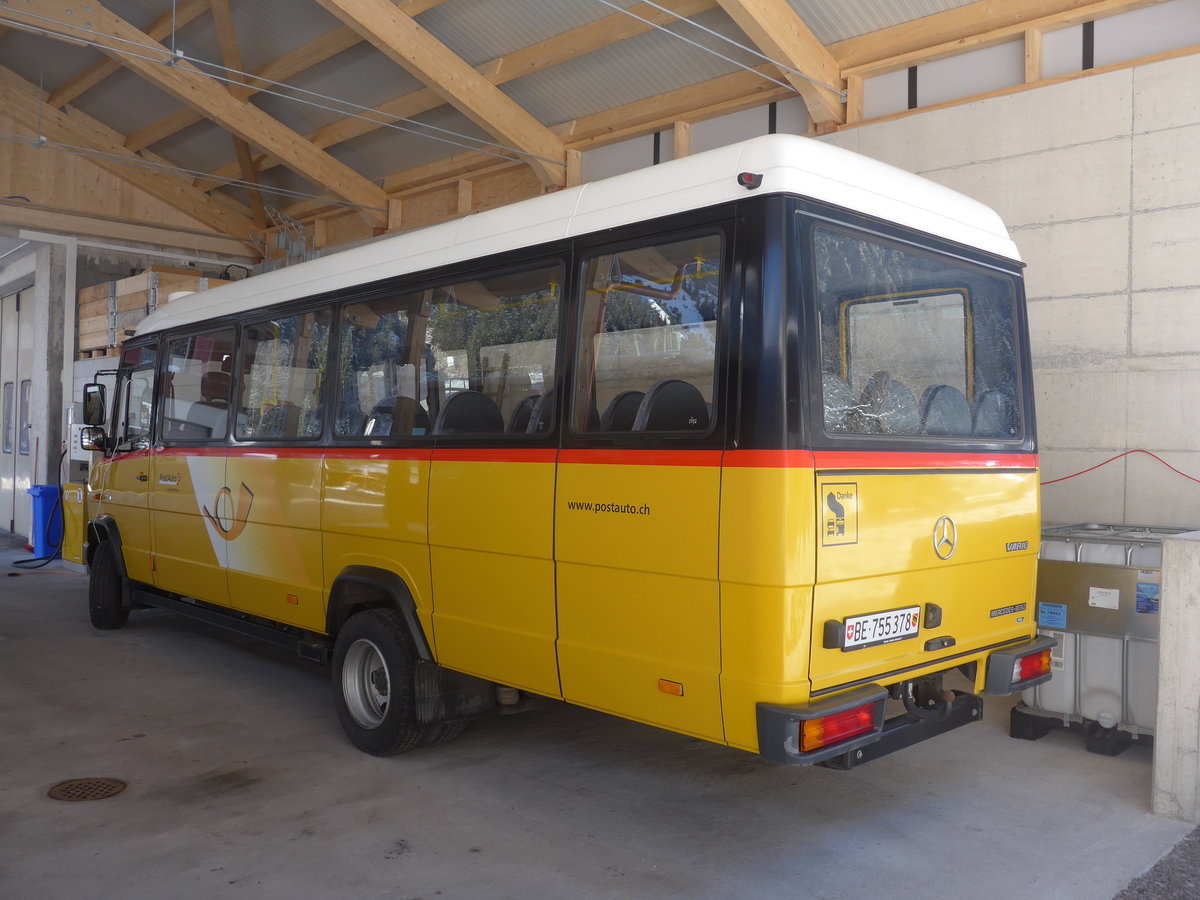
xmin=0 ymin=29 xmax=97 ymax=97
xmin=250 ymin=41 xmax=425 ymax=138
xmin=333 ymin=106 xmax=497 ymax=179
xmin=417 ymin=0 xmax=634 ymax=66
xmin=505 ymin=7 xmax=763 ymax=126
xmin=786 ymin=0 xmax=980 ymax=44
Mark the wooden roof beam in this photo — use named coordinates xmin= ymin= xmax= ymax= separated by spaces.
xmin=198 ymin=0 xmax=715 ymax=191
xmin=0 ymin=66 xmax=261 ymax=246
xmin=45 ymin=0 xmax=210 ymax=109
xmin=714 ymin=0 xmax=845 ymax=126
xmin=314 ymin=0 xmax=567 ymax=187
xmin=5 ymin=1 xmax=388 ymax=228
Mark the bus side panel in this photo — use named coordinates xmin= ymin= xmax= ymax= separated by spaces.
xmin=225 ymin=453 xmax=324 ymax=632
xmin=811 ymin=468 xmax=1040 ymax=692
xmin=150 ymin=451 xmax=229 ymax=605
xmin=717 ymin=463 xmax=817 ymax=751
xmin=92 ymin=451 xmax=154 ymax=584
xmin=556 ymin=457 xmax=723 ymax=741
xmin=428 ymin=456 xmax=560 ymax=697
xmin=323 ymin=454 xmax=433 ymax=642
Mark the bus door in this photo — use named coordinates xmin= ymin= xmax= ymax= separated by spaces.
xmin=805 ymin=224 xmax=1038 ymax=694
xmin=426 ymin=263 xmax=564 ymax=696
xmin=151 ymin=328 xmax=237 ymax=607
xmin=96 ymin=344 xmax=157 ymax=584
xmin=556 ymin=232 xmax=727 ymax=741
xmin=224 ymin=310 xmax=329 ymax=632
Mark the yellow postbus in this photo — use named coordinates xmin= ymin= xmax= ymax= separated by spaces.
xmin=81 ymin=134 xmax=1053 ymax=766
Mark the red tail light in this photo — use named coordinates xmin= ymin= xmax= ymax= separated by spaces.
xmin=1014 ymin=648 xmax=1052 ymax=683
xmin=801 ymin=702 xmax=876 ymax=753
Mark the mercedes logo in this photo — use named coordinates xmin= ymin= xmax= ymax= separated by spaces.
xmin=932 ymin=516 xmax=958 ymax=560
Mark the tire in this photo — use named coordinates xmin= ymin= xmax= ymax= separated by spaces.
xmin=88 ymin=540 xmax=129 ymax=630
xmin=421 ymin=719 xmax=471 ymax=747
xmin=331 ymin=609 xmax=429 ymax=756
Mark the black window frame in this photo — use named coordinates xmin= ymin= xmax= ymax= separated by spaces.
xmin=157 ymin=325 xmax=239 ymax=447
xmin=562 ymin=215 xmax=737 ymax=453
xmin=794 ymin=199 xmax=1036 ymax=456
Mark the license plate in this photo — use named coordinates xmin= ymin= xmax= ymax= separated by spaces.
xmin=842 ymin=606 xmax=921 ymax=651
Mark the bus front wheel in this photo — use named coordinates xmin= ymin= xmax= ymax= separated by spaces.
xmin=332 ymin=608 xmax=428 ymax=756
xmin=88 ymin=541 xmax=129 ymax=630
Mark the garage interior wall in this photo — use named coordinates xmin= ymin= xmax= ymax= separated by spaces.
xmin=822 ymin=51 xmax=1200 ymax=529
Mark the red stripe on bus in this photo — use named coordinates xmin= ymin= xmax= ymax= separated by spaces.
xmin=812 ymin=451 xmax=1038 ymax=470
xmin=723 ymin=450 xmax=816 ymax=468
xmin=432 ymin=448 xmax=558 ymax=464
xmin=558 ymin=449 xmax=723 ymax=467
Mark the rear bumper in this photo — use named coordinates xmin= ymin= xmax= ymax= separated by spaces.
xmin=756 ymin=686 xmax=982 ymax=767
xmin=756 ymin=634 xmax=1057 ymax=767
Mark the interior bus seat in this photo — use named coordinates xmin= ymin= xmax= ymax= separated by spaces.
xmin=860 ymin=371 xmax=919 ymax=434
xmin=821 ymin=372 xmax=859 ymax=433
xmin=507 ymin=396 xmax=537 ymax=433
xmin=189 ymin=371 xmax=231 ymax=439
xmin=600 ymin=390 xmax=645 ymax=431
xmin=920 ymin=384 xmax=972 ymax=436
xmin=433 ymin=390 xmax=505 ymax=434
xmin=365 ymin=396 xmax=430 ymax=437
xmin=632 ymin=379 xmax=709 ymax=432
xmin=257 ymin=401 xmax=302 ymax=439
xmin=972 ymin=389 xmax=1018 ymax=437
xmin=526 ymin=389 xmax=556 ymax=434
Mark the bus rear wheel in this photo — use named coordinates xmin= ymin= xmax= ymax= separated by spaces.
xmin=331 ymin=608 xmax=429 ymax=756
xmin=88 ymin=541 xmax=128 ymax=630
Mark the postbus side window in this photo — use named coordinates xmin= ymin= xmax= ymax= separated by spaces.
xmin=427 ymin=263 xmax=562 ymax=436
xmin=813 ymin=227 xmax=1021 ymax=441
xmin=161 ymin=329 xmax=236 ymax=442
xmin=237 ymin=310 xmax=330 ymax=441
xmin=335 ymin=292 xmax=428 ymax=438
xmin=572 ymin=233 xmax=721 ymax=434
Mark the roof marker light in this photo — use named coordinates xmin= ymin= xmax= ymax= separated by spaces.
xmin=737 ymin=172 xmax=763 ymax=190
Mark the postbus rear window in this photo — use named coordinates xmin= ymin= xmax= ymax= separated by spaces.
xmin=813 ymin=227 xmax=1022 ymax=441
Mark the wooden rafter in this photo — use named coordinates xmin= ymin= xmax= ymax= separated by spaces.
xmin=714 ymin=0 xmax=845 ymax=126
xmin=208 ymin=0 xmax=266 ymax=228
xmin=199 ymin=0 xmax=716 ymax=192
xmin=45 ymin=0 xmax=210 ymax=109
xmin=4 ymin=0 xmax=388 ymax=228
xmin=0 ymin=66 xmax=260 ymax=245
xmin=124 ymin=0 xmax=450 ymax=152
xmin=313 ymin=0 xmax=567 ymax=187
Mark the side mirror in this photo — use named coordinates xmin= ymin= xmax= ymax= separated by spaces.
xmin=80 ymin=425 xmax=107 ymax=453
xmin=83 ymin=383 xmax=106 ymax=426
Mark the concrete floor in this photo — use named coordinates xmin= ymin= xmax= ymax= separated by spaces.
xmin=0 ymin=546 xmax=1191 ymax=900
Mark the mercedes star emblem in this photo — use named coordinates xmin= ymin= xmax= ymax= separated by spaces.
xmin=933 ymin=515 xmax=958 ymax=560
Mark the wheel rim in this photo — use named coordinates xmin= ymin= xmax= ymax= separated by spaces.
xmin=342 ymin=638 xmax=390 ymax=729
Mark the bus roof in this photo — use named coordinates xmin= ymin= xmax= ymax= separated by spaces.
xmin=136 ymin=133 xmax=1020 ymax=337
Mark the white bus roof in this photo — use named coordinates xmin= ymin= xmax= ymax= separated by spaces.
xmin=136 ymin=133 xmax=1020 ymax=337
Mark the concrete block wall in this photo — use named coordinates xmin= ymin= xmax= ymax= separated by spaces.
xmin=823 ymin=54 xmax=1200 ymax=529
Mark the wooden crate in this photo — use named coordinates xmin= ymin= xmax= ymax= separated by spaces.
xmin=78 ymin=267 xmax=229 ymax=358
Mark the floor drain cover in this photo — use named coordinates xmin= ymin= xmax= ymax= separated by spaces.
xmin=47 ymin=778 xmax=127 ymax=802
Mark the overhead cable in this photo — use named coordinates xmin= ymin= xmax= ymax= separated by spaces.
xmin=591 ymin=0 xmax=846 ymax=100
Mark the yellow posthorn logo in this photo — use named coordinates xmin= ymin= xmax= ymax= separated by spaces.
xmin=203 ymin=482 xmax=255 ymax=541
